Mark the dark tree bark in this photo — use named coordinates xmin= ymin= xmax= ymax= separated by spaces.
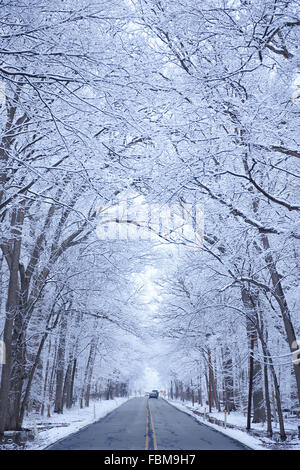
xmin=252 ymin=358 xmax=266 ymax=423
xmin=242 ymin=287 xmax=266 ymax=425
xmin=67 ymin=359 xmax=77 ymax=409
xmin=0 ymin=207 xmax=24 ymax=433
xmin=170 ymin=380 xmax=173 ymax=400
xmin=54 ymin=311 xmax=68 ymax=414
xmin=208 ymin=348 xmax=213 ymax=412
xmin=247 ymin=331 xmax=255 ymax=431
xmin=261 ymin=234 xmax=300 ymax=405
xmin=263 ymin=360 xmax=273 ymax=437
xmin=222 ymin=346 xmax=236 ymax=412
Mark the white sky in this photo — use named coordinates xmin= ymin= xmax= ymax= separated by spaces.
xmin=132 ymin=366 xmax=168 ymax=394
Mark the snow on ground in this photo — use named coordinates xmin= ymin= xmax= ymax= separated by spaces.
xmin=208 ymin=410 xmax=299 ymax=434
xmin=166 ymin=398 xmax=300 ymax=450
xmin=22 ymin=397 xmax=129 ymax=450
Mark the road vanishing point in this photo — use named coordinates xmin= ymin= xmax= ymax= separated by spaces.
xmin=47 ymin=397 xmax=249 ymax=450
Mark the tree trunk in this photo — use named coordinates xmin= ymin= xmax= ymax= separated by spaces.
xmin=242 ymin=287 xmax=266 ymax=424
xmin=0 ymin=207 xmax=24 ymax=433
xmin=54 ymin=311 xmax=68 ymax=413
xmin=198 ymin=375 xmax=203 ymax=406
xmin=264 ymin=361 xmax=273 ymax=437
xmin=67 ymin=358 xmax=76 ymax=409
xmin=80 ymin=328 xmax=98 ymax=408
xmin=261 ymin=234 xmax=300 ymax=405
xmin=208 ymin=348 xmax=213 ymax=412
xmin=222 ymin=346 xmax=236 ymax=412
xmin=41 ymin=339 xmax=52 ymax=416
xmin=247 ymin=333 xmax=255 ymax=431
xmin=255 ymin=317 xmax=286 ymax=440
xmin=252 ymin=358 xmax=266 ymax=423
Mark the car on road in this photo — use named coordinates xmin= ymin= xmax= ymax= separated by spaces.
xmin=149 ymin=389 xmax=159 ymax=399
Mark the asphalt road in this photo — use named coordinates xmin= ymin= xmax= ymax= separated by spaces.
xmin=48 ymin=397 xmax=248 ymax=450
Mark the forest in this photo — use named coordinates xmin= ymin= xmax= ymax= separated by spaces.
xmin=0 ymin=0 xmax=299 ymax=446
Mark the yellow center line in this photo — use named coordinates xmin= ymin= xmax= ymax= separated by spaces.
xmin=145 ymin=401 xmax=149 ymax=450
xmin=148 ymin=401 xmax=158 ymax=450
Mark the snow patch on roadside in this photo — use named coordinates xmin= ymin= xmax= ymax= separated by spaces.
xmin=23 ymin=397 xmax=130 ymax=450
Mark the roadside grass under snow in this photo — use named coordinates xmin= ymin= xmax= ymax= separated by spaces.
xmin=21 ymin=397 xmax=130 ymax=450
xmin=165 ymin=398 xmax=300 ymax=450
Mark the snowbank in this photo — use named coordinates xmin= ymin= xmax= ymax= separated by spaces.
xmin=165 ymin=399 xmax=300 ymax=450
xmin=22 ymin=397 xmax=130 ymax=450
